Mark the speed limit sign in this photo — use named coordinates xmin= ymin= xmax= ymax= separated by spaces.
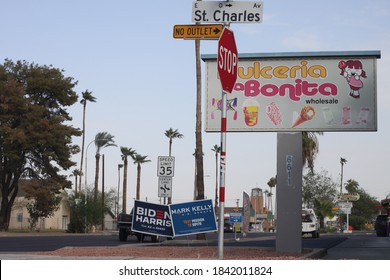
xmin=157 ymin=156 xmax=175 ymax=177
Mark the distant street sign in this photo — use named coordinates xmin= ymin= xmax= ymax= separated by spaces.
xmin=339 ymin=193 xmax=360 ymax=202
xmin=158 ymin=176 xmax=172 ymax=198
xmin=157 ymin=156 xmax=175 ymax=177
xmin=217 ymin=27 xmax=238 ymax=93
xmin=192 ymin=1 xmax=263 ymax=23
xmin=173 ymin=24 xmax=224 ymax=39
xmin=229 ymin=212 xmax=242 ymax=223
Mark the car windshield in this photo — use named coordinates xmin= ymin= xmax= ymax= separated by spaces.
xmin=302 ymin=214 xmax=313 ymax=222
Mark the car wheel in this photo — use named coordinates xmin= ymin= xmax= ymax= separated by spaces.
xmin=119 ymin=228 xmax=128 ymax=242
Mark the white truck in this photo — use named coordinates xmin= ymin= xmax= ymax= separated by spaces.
xmin=302 ymin=208 xmax=320 ymax=238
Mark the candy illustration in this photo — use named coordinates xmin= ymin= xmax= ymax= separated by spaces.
xmin=266 ymin=102 xmax=282 ymax=126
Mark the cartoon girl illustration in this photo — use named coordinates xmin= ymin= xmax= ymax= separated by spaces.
xmin=338 ymin=60 xmax=367 ymax=98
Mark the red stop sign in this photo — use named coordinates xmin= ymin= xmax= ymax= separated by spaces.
xmin=217 ymin=27 xmax=238 ymax=93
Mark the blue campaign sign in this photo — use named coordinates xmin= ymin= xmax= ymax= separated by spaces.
xmin=131 ymin=200 xmax=173 ymax=237
xmin=170 ymin=199 xmax=217 ymax=236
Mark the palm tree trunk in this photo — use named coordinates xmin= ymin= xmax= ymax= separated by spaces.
xmin=195 ymin=37 xmax=205 ymax=240
xmin=195 ymin=39 xmax=204 ymax=201
xmin=122 ymin=158 xmax=128 ymax=213
xmin=136 ymin=163 xmax=141 ymax=200
xmin=94 ymin=153 xmax=100 ymax=203
xmin=78 ymin=101 xmax=87 ymax=195
xmin=101 ymin=154 xmax=105 ymax=230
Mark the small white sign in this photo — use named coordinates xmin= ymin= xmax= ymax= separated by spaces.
xmin=192 ymin=1 xmax=263 ymax=23
xmin=158 ymin=176 xmax=172 ymax=198
xmin=157 ymin=156 xmax=175 ymax=177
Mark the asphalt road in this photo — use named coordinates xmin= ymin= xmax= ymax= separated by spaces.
xmin=0 ymin=230 xmax=389 ymax=259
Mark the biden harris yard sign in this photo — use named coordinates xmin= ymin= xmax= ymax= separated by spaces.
xmin=132 ymin=200 xmax=173 ymax=237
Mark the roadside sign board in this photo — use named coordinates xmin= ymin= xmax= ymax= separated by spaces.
xmin=157 ymin=156 xmax=175 ymax=177
xmin=202 ymin=51 xmax=380 ymax=132
xmin=192 ymin=1 xmax=264 ymax=23
xmin=339 ymin=193 xmax=360 ymax=201
xmin=338 ymin=202 xmax=353 ymax=208
xmin=173 ymin=24 xmax=224 ymax=39
xmin=217 ymin=27 xmax=238 ymax=93
xmin=229 ymin=212 xmax=242 ymax=223
xmin=131 ymin=200 xmax=173 ymax=237
xmin=170 ymin=199 xmax=217 ymax=236
xmin=158 ymin=176 xmax=172 ymax=198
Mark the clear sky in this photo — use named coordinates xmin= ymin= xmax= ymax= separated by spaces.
xmin=2 ymin=0 xmax=390 ymax=209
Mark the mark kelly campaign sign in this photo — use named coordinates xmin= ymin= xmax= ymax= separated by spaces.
xmin=169 ymin=199 xmax=217 ymax=236
xmin=202 ymin=51 xmax=380 ymax=132
xmin=131 ymin=200 xmax=173 ymax=237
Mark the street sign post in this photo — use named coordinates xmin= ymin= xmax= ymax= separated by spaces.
xmin=157 ymin=156 xmax=175 ymax=177
xmin=173 ymin=24 xmax=224 ymax=39
xmin=229 ymin=212 xmax=242 ymax=223
xmin=158 ymin=176 xmax=172 ymax=198
xmin=217 ymin=26 xmax=238 ymax=260
xmin=192 ymin=1 xmax=264 ymax=23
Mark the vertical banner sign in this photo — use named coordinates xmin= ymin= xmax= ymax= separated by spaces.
xmin=170 ymin=200 xmax=217 ymax=236
xmin=131 ymin=200 xmax=173 ymax=237
xmin=242 ymin=192 xmax=251 ymax=234
xmin=217 ymin=27 xmax=238 ymax=260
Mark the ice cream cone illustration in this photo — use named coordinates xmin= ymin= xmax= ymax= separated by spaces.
xmin=292 ymin=106 xmax=315 ymax=128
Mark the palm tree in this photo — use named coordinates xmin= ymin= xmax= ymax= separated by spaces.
xmin=302 ymin=132 xmax=323 ymax=173
xmin=120 ymin=147 xmax=136 ymax=213
xmin=94 ymin=132 xmax=116 ymax=202
xmin=267 ymin=176 xmax=277 ymax=216
xmin=195 ymin=39 xmax=205 ymax=205
xmin=345 ymin=179 xmax=358 ymax=193
xmin=164 ymin=128 xmax=184 ymax=156
xmin=133 ymin=154 xmax=151 ymax=200
xmin=211 ymin=145 xmax=220 ymax=210
xmin=71 ymin=169 xmax=82 ymax=195
xmin=164 ymin=128 xmax=183 ymax=204
xmin=340 ymin=157 xmax=347 ymax=194
xmin=78 ymin=90 xmax=96 ymax=192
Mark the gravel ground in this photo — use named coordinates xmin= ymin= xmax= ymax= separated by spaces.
xmin=33 ymin=246 xmax=310 ymax=260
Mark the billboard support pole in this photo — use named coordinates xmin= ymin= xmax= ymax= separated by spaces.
xmin=218 ymin=90 xmax=227 ymax=259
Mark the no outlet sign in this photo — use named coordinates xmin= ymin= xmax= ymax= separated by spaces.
xmin=217 ymin=27 xmax=238 ymax=93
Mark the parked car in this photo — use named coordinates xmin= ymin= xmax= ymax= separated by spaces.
xmin=117 ymin=209 xmax=160 ymax=242
xmin=374 ymin=214 xmax=388 ymax=237
xmin=302 ymin=208 xmax=320 ymax=238
xmin=224 ymin=222 xmax=234 ymax=233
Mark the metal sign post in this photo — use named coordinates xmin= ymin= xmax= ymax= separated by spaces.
xmin=217 ymin=27 xmax=238 ymax=259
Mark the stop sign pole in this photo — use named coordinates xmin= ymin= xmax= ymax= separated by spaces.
xmin=217 ymin=26 xmax=238 ymax=260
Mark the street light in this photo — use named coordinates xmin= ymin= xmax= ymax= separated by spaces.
xmin=84 ymin=139 xmax=95 ymax=233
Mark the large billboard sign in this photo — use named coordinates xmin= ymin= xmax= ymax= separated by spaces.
xmin=202 ymin=51 xmax=380 ymax=132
